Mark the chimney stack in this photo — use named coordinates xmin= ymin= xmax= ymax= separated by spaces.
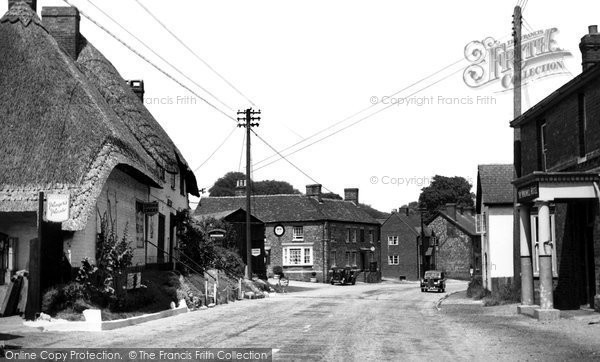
xmin=127 ymin=80 xmax=145 ymax=102
xmin=306 ymin=184 xmax=322 ymax=201
xmin=235 ymin=179 xmax=246 ymax=197
xmin=344 ymin=188 xmax=359 ymax=205
xmin=445 ymin=203 xmax=457 ymax=220
xmin=9 ymin=0 xmax=36 ymax=11
xmin=42 ymin=6 xmax=80 ymax=60
xmin=580 ymin=25 xmax=600 ymax=72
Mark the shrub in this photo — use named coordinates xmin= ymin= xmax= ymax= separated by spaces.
xmin=273 ymin=266 xmax=283 ymax=276
xmin=466 ymin=277 xmax=487 ymax=300
xmin=42 ymin=286 xmax=66 ymax=315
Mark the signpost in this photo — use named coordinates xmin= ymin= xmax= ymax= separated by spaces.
xmin=274 ymin=224 xmax=285 ymax=237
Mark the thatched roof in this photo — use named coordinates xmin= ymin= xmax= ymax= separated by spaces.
xmin=0 ymin=3 xmax=198 ymax=230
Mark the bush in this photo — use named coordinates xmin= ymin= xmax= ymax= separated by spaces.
xmin=273 ymin=266 xmax=283 ymax=276
xmin=42 ymin=286 xmax=66 ymax=315
xmin=466 ymin=277 xmax=487 ymax=300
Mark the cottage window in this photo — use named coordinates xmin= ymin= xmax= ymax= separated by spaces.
xmin=135 ymin=201 xmax=145 ymax=248
xmin=283 ymin=246 xmax=313 ymax=266
xmin=360 ymin=229 xmax=365 ymax=243
xmin=331 ymin=251 xmax=337 ymax=267
xmin=292 ymin=226 xmax=304 ymax=241
xmin=388 ymin=236 xmax=399 ymax=246
xmin=351 ymin=252 xmax=357 ymax=266
xmin=170 ymin=172 xmax=176 ymax=190
xmin=346 ymin=228 xmax=357 ymax=243
xmin=158 ymin=165 xmax=166 ymax=181
xmin=179 ymin=168 xmax=186 ymax=196
xmin=346 ymin=251 xmax=357 ymax=267
xmin=388 ymin=255 xmax=399 ymax=265
xmin=531 ymin=214 xmax=558 ymax=277
xmin=369 ymin=229 xmax=374 ymax=243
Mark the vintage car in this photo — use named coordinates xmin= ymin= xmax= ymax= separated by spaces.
xmin=420 ymin=270 xmax=446 ymax=293
xmin=329 ymin=267 xmax=358 ymax=285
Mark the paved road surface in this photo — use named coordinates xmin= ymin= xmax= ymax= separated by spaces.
xmin=2 ymin=279 xmax=599 ymax=360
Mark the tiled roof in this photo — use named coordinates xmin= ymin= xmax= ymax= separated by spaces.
xmin=194 ymin=195 xmax=379 ymax=225
xmin=477 ymin=164 xmax=514 ymax=206
xmin=436 ymin=211 xmax=477 ymax=236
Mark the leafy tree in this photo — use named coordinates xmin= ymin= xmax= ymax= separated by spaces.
xmin=418 ymin=175 xmax=474 ymax=220
xmin=399 ymin=201 xmax=420 ymax=215
xmin=359 ymin=203 xmax=390 ymax=220
xmin=208 ymin=171 xmax=300 ymax=196
xmin=321 ymin=192 xmax=342 ymax=200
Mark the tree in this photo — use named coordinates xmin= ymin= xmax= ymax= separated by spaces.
xmin=359 ymin=203 xmax=390 ymax=220
xmin=399 ymin=201 xmax=420 ymax=215
xmin=208 ymin=171 xmax=300 ymax=196
xmin=321 ymin=192 xmax=342 ymax=200
xmin=418 ymin=175 xmax=474 ymax=220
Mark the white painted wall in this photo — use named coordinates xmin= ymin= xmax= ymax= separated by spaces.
xmin=487 ymin=206 xmax=514 ymax=278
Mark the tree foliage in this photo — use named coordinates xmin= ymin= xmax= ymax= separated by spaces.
xmin=176 ymin=210 xmax=244 ymax=276
xmin=208 ymin=171 xmax=300 ymax=196
xmin=418 ymin=175 xmax=474 ymax=220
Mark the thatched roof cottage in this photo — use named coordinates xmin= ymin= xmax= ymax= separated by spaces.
xmin=0 ymin=1 xmax=199 ymax=291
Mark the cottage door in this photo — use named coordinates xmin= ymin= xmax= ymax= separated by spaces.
xmin=157 ymin=214 xmax=165 ymax=264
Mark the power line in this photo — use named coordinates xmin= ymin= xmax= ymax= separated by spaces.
xmin=253 ymin=58 xmax=465 ymax=167
xmin=61 ymin=0 xmax=237 ymax=123
xmin=192 ymin=125 xmax=238 ymax=172
xmin=85 ymin=0 xmax=236 ymax=113
xmin=251 ymin=129 xmax=335 ymax=194
xmin=132 ymin=0 xmax=256 ymax=108
xmin=254 ymin=66 xmax=465 ymax=172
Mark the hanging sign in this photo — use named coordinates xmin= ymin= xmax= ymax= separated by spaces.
xmin=45 ymin=194 xmax=70 ymax=223
xmin=251 ymin=248 xmax=261 ymax=257
xmin=142 ymin=201 xmax=159 ymax=215
xmin=274 ymin=224 xmax=285 ymax=237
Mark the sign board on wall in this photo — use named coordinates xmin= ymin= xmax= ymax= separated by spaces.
xmin=517 ymin=183 xmax=539 ymax=203
xmin=45 ymin=194 xmax=70 ymax=223
xmin=251 ymin=248 xmax=261 ymax=256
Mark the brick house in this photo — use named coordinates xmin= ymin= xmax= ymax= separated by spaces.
xmin=511 ymin=25 xmax=600 ymax=316
xmin=426 ymin=204 xmax=481 ymax=280
xmin=380 ymin=208 xmax=432 ymax=280
xmin=476 ymin=164 xmax=515 ymax=294
xmin=194 ymin=185 xmax=381 ymax=282
xmin=0 ymin=2 xmax=199 ymax=293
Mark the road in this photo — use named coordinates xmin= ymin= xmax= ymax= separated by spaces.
xmin=2 ymin=279 xmax=600 ymax=361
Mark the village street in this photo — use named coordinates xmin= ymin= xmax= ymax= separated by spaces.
xmin=2 ymin=280 xmax=600 ymax=361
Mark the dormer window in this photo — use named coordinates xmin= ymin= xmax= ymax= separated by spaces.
xmin=170 ymin=172 xmax=176 ymax=190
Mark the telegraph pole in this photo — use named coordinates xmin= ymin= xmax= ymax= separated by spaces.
xmin=237 ymin=108 xmax=261 ymax=280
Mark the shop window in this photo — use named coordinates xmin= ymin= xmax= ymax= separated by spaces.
xmin=388 ymin=255 xmax=399 ymax=265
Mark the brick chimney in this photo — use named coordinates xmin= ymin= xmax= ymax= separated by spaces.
xmin=399 ymin=207 xmax=410 ymax=216
xmin=127 ymin=80 xmax=145 ymax=102
xmin=445 ymin=203 xmax=457 ymax=220
xmin=580 ymin=25 xmax=600 ymax=71
xmin=344 ymin=188 xmax=359 ymax=205
xmin=235 ymin=179 xmax=245 ymax=197
xmin=306 ymin=184 xmax=322 ymax=201
xmin=41 ymin=6 xmax=80 ymax=60
xmin=9 ymin=0 xmax=36 ymax=11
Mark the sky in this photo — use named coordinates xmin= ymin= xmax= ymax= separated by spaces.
xmin=4 ymin=0 xmax=599 ymax=212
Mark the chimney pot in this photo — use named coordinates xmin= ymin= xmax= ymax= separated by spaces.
xmin=9 ymin=0 xmax=36 ymax=11
xmin=580 ymin=25 xmax=600 ymax=71
xmin=127 ymin=80 xmax=145 ymax=102
xmin=344 ymin=188 xmax=359 ymax=205
xmin=306 ymin=184 xmax=322 ymax=201
xmin=42 ymin=6 xmax=81 ymax=60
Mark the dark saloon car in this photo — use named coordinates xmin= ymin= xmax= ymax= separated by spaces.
xmin=330 ymin=267 xmax=358 ymax=285
xmin=420 ymin=270 xmax=446 ymax=293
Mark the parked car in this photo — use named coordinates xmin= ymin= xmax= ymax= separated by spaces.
xmin=420 ymin=270 xmax=446 ymax=293
xmin=330 ymin=267 xmax=358 ymax=285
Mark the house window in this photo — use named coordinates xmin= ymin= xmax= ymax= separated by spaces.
xmin=158 ymin=165 xmax=166 ymax=181
xmin=345 ymin=251 xmax=357 ymax=266
xmin=179 ymin=169 xmax=186 ymax=196
xmin=135 ymin=201 xmax=145 ymax=248
xmin=360 ymin=229 xmax=365 ymax=242
xmin=388 ymin=236 xmax=399 ymax=246
xmin=531 ymin=214 xmax=558 ymax=277
xmin=539 ymin=121 xmax=548 ymax=171
xmin=331 ymin=251 xmax=337 ymax=267
xmin=292 ymin=226 xmax=304 ymax=241
xmin=330 ymin=225 xmax=336 ymax=243
xmin=369 ymin=229 xmax=374 ymax=243
xmin=388 ymin=255 xmax=399 ymax=265
xmin=170 ymin=173 xmax=176 ymax=190
xmin=578 ymin=93 xmax=587 ymax=157
xmin=346 ymin=228 xmax=357 ymax=243
xmin=283 ymin=246 xmax=313 ymax=266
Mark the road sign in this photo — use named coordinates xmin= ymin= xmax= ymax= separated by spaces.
xmin=274 ymin=224 xmax=285 ymax=237
xmin=45 ymin=194 xmax=70 ymax=223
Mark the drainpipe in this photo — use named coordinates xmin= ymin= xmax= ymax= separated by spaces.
xmin=323 ymin=221 xmax=329 ymax=283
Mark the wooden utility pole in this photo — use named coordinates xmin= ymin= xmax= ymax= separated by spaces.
xmin=237 ymin=108 xmax=261 ymax=279
xmin=25 ymin=192 xmax=43 ymax=320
